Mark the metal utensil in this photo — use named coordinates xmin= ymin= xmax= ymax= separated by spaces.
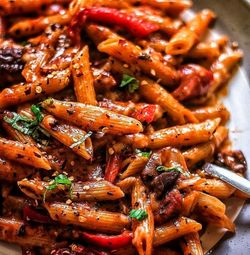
xmin=202 ymin=163 xmax=250 ymax=196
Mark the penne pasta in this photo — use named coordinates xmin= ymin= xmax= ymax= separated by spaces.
xmin=71 ymin=46 xmax=97 ymax=105
xmin=165 ymin=10 xmax=215 ymax=55
xmin=195 ymin=192 xmax=226 ymax=217
xmin=86 ymin=24 xmax=116 ymax=45
xmin=182 ymin=191 xmax=200 ymax=217
xmin=192 ymin=104 xmax=230 ymax=123
xmin=153 ymin=217 xmax=202 ymax=246
xmin=0 ymin=157 xmax=34 ymax=182
xmin=92 ymin=67 xmax=117 ymax=91
xmin=41 ymin=98 xmax=143 ymax=134
xmin=187 ymin=37 xmax=228 ymax=62
xmin=110 ymin=58 xmax=197 ymax=124
xmin=126 ymin=0 xmax=192 ymax=15
xmin=120 ymin=156 xmax=149 ymax=179
xmin=41 ymin=115 xmax=93 ymax=160
xmin=98 ymin=36 xmax=179 ymax=87
xmin=9 ymin=13 xmax=71 ymax=38
xmin=0 ymin=1 xmax=246 ymax=253
xmin=99 ymin=99 xmax=163 ymax=123
xmin=183 ymin=126 xmax=228 ymax=168
xmin=2 ymin=118 xmax=36 ymax=145
xmin=131 ymin=179 xmax=154 ymax=255
xmin=18 ymin=178 xmax=124 ymax=201
xmin=0 ymin=217 xmax=54 ymax=247
xmin=0 ymin=0 xmax=70 ymax=16
xmin=22 ymin=26 xmax=65 ymax=82
xmin=116 ymin=177 xmax=137 ymax=194
xmin=119 ymin=134 xmax=150 ymax=149
xmin=45 ymin=202 xmax=130 ymax=233
xmin=71 ymin=180 xmax=125 ymax=201
xmin=149 ymin=118 xmax=220 ymax=149
xmin=195 ymin=192 xmax=235 ymax=232
xmin=0 ymin=69 xmax=71 ymax=109
xmin=209 ymin=50 xmax=243 ymax=94
xmin=138 ymin=79 xmax=198 ymax=124
xmin=0 ymin=137 xmax=51 ymax=170
xmin=192 ymin=179 xmax=236 ymax=199
xmin=180 ymin=232 xmax=204 ymax=255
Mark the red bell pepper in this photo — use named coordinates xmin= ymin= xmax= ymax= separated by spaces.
xmin=172 ymin=64 xmax=213 ymax=101
xmin=23 ymin=204 xmax=51 ymax=223
xmin=81 ymin=231 xmax=132 ymax=250
xmin=104 ymin=154 xmax=122 ymax=183
xmin=131 ymin=104 xmax=156 ymax=124
xmin=69 ymin=7 xmax=159 ymax=42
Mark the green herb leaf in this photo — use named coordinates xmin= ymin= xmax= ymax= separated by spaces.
xmin=54 ymin=174 xmax=72 ymax=186
xmin=129 ymin=209 xmax=148 ymax=221
xmin=3 ymin=113 xmax=33 ymax=135
xmin=128 ymin=82 xmax=139 ymax=93
xmin=119 ymin=74 xmax=139 ymax=93
xmin=156 ymin=165 xmax=190 ymax=177
xmin=3 ymin=109 xmax=49 ymax=144
xmin=135 ymin=149 xmax=151 ymax=158
xmin=31 ymin=104 xmax=44 ymax=123
xmin=70 ymin=131 xmax=93 ymax=149
xmin=156 ymin=165 xmax=182 ymax=172
xmin=44 ymin=174 xmax=72 ymax=202
xmin=46 ymin=183 xmax=57 ymax=190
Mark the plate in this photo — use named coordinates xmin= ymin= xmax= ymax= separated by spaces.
xmin=193 ymin=0 xmax=250 ymax=254
xmin=1 ymin=1 xmax=250 ymax=254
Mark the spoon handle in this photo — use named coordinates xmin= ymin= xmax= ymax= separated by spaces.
xmin=202 ymin=163 xmax=250 ymax=196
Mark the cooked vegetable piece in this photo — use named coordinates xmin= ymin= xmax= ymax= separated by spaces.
xmin=69 ymin=7 xmax=159 ymax=43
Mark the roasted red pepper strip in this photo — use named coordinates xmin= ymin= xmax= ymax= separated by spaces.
xmin=82 ymin=231 xmax=132 ymax=250
xmin=131 ymin=105 xmax=156 ymax=124
xmin=69 ymin=7 xmax=159 ymax=42
xmin=104 ymin=154 xmax=122 ymax=183
xmin=171 ymin=64 xmax=213 ymax=101
xmin=23 ymin=205 xmax=51 ymax=223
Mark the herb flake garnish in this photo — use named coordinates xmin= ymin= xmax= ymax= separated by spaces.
xmin=135 ymin=149 xmax=151 ymax=158
xmin=120 ymin=74 xmax=139 ymax=93
xmin=129 ymin=209 xmax=148 ymax=221
xmin=156 ymin=165 xmax=190 ymax=177
xmin=70 ymin=131 xmax=93 ymax=149
xmin=43 ymin=174 xmax=72 ymax=202
xmin=31 ymin=104 xmax=44 ymax=123
xmin=3 ymin=105 xmax=49 ymax=144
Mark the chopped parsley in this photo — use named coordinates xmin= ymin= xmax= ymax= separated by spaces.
xmin=43 ymin=174 xmax=72 ymax=202
xmin=135 ymin=149 xmax=151 ymax=158
xmin=129 ymin=209 xmax=148 ymax=221
xmin=4 ymin=113 xmax=34 ymax=135
xmin=156 ymin=165 xmax=190 ymax=177
xmin=70 ymin=131 xmax=93 ymax=149
xmin=3 ymin=105 xmax=49 ymax=144
xmin=119 ymin=74 xmax=139 ymax=93
xmin=31 ymin=104 xmax=44 ymax=123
